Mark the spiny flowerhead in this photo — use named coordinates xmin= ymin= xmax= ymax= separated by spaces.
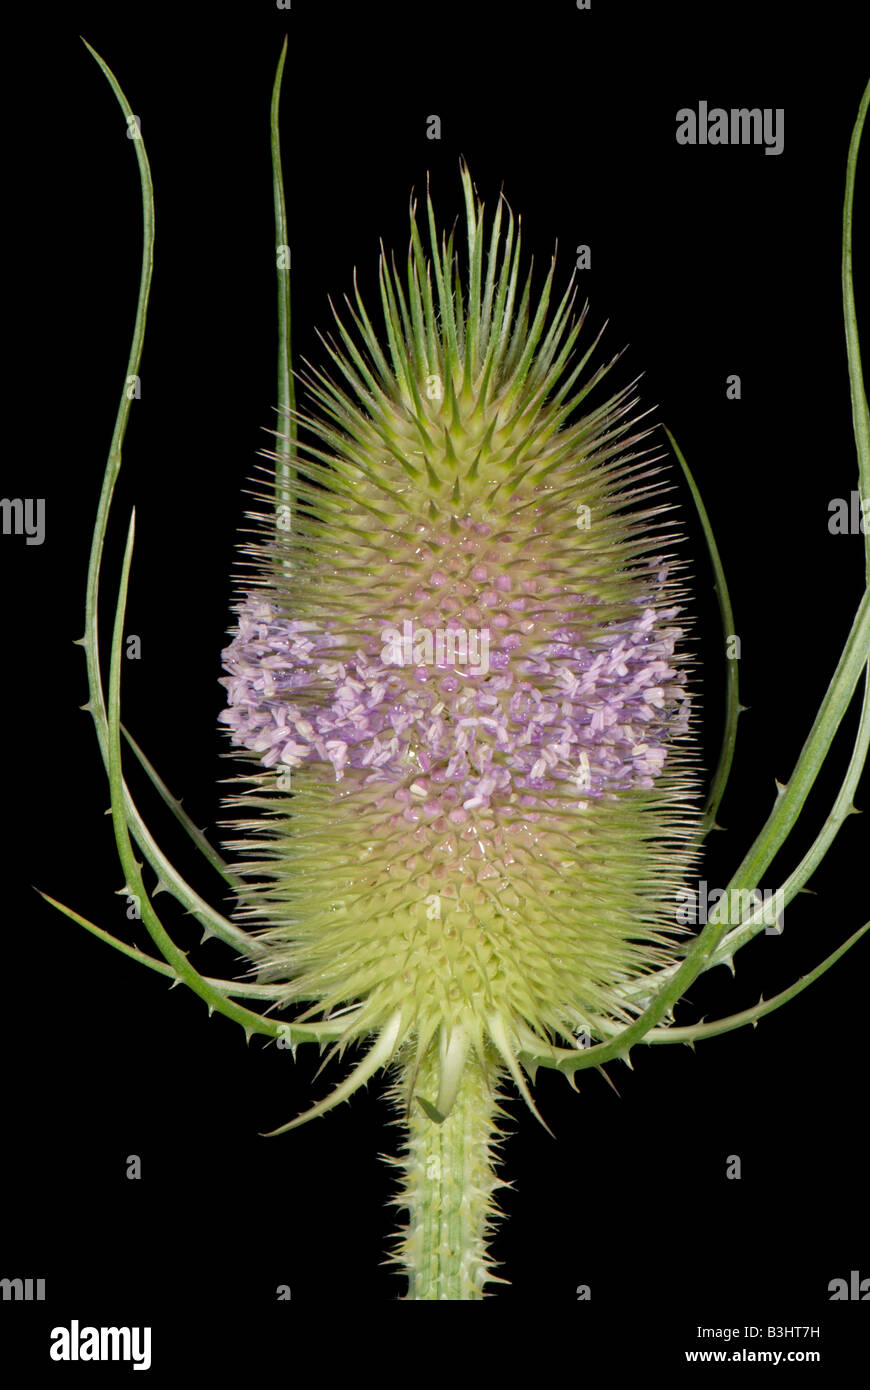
xmin=218 ymin=163 xmax=703 ymax=1123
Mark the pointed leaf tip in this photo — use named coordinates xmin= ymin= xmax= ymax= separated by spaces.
xmin=415 ymin=1094 xmax=446 ymax=1124
xmin=262 ymin=1011 xmax=403 ymax=1137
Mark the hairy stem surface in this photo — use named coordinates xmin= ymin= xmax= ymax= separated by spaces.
xmin=388 ymin=1052 xmax=509 ymax=1300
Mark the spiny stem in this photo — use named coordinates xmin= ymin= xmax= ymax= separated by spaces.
xmin=387 ymin=1052 xmax=510 ymax=1300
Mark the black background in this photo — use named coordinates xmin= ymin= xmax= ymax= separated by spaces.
xmin=2 ymin=0 xmax=868 ymax=1365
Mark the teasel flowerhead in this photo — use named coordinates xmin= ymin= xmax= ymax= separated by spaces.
xmin=218 ymin=162 xmax=703 ymax=1127
xmin=51 ymin=42 xmax=867 ymax=1306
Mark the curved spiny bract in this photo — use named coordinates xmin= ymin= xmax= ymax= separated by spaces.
xmin=218 ymin=163 xmax=704 ymax=1130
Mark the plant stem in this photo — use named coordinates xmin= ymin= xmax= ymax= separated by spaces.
xmin=388 ymin=1050 xmax=509 ymax=1300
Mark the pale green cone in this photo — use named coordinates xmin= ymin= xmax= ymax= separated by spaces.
xmin=218 ymin=166 xmax=703 ymax=1163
